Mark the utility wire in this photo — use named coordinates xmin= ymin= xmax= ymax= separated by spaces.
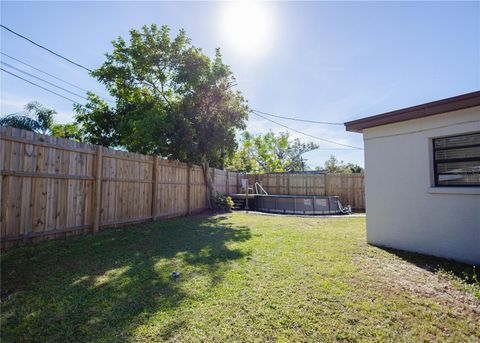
xmin=0 ymin=52 xmax=115 ymax=104
xmin=1 ymin=68 xmax=81 ymax=105
xmin=251 ymin=109 xmax=344 ymax=125
xmin=2 ymin=67 xmax=361 ymax=150
xmin=1 ymin=51 xmax=89 ymax=92
xmin=0 ymin=24 xmax=358 ymax=149
xmin=1 ymin=24 xmax=93 ymax=72
xmin=251 ymin=111 xmax=363 ymax=150
xmin=1 ymin=61 xmax=89 ymax=101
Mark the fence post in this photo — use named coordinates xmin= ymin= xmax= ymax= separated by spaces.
xmin=187 ymin=166 xmax=191 ymax=215
xmin=245 ymin=179 xmax=249 ymax=210
xmin=151 ymin=156 xmax=158 ymax=220
xmin=286 ymin=174 xmax=290 ymax=195
xmin=325 ymin=174 xmax=329 ymax=196
xmin=93 ymin=146 xmax=103 ymax=233
xmin=211 ymin=168 xmax=215 ymax=197
xmin=225 ymin=171 xmax=229 ymax=195
xmin=237 ymin=173 xmax=240 ymax=194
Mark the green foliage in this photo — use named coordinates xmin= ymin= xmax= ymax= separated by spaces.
xmin=51 ymin=122 xmax=84 ymax=141
xmin=345 ymin=162 xmax=364 ymax=173
xmin=26 ymin=102 xmax=55 ymax=134
xmin=226 ymin=131 xmax=319 ymax=173
xmin=319 ymin=155 xmax=364 ymax=173
xmin=0 ymin=101 xmax=56 ymax=134
xmin=213 ymin=193 xmax=234 ymax=212
xmin=74 ymin=94 xmax=118 ymax=147
xmin=1 ymin=102 xmax=84 ymax=142
xmin=0 ymin=114 xmax=41 ymax=132
xmin=75 ymin=24 xmax=249 ymax=168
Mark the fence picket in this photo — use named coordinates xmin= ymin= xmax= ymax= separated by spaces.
xmin=247 ymin=172 xmax=365 ymax=209
xmin=0 ymin=127 xmax=244 ymax=247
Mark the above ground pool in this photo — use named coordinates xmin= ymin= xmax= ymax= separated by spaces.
xmin=254 ymin=194 xmax=351 ymax=215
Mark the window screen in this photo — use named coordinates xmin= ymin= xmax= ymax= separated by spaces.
xmin=433 ymin=132 xmax=480 ymax=186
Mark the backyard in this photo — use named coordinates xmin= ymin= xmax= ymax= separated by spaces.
xmin=1 ymin=213 xmax=479 ymax=342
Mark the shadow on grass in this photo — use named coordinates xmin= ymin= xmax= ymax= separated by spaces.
xmin=377 ymin=246 xmax=479 ymax=284
xmin=1 ymin=214 xmax=251 ymax=342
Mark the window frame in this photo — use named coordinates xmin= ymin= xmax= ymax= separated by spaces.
xmin=432 ymin=131 xmax=480 ymax=187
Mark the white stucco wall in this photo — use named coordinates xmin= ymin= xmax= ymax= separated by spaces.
xmin=363 ymin=106 xmax=480 ymax=265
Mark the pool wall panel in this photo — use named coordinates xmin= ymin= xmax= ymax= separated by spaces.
xmin=254 ymin=195 xmax=346 ymax=215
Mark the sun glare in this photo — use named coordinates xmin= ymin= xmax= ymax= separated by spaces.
xmin=220 ymin=1 xmax=275 ymax=59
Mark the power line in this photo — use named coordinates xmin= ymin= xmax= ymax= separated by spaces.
xmin=251 ymin=111 xmax=363 ymax=150
xmin=1 ymin=68 xmax=81 ymax=105
xmin=1 ymin=24 xmax=93 ymax=72
xmin=1 ymin=61 xmax=89 ymax=101
xmin=1 ymin=52 xmax=89 ymax=92
xmin=251 ymin=109 xmax=344 ymax=125
xmin=2 ymin=67 xmax=362 ymax=150
xmin=0 ymin=52 xmax=115 ymax=104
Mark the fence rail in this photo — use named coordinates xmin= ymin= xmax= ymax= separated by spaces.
xmin=247 ymin=172 xmax=365 ymax=209
xmin=0 ymin=127 xmax=243 ymax=248
xmin=1 ymin=127 xmax=365 ymax=248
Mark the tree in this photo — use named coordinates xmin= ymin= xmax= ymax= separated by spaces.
xmin=320 ymin=155 xmax=364 ymax=173
xmin=226 ymin=131 xmax=319 ymax=173
xmin=51 ymin=122 xmax=83 ymax=141
xmin=75 ymin=24 xmax=249 ymax=207
xmin=0 ymin=101 xmax=55 ymax=134
xmin=1 ymin=101 xmax=85 ymax=141
xmin=344 ymin=162 xmax=364 ymax=173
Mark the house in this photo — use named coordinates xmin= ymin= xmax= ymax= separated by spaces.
xmin=345 ymin=91 xmax=480 ymax=265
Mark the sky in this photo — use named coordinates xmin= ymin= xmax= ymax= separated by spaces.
xmin=1 ymin=1 xmax=479 ymax=168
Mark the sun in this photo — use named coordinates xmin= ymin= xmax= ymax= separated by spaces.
xmin=219 ymin=1 xmax=275 ymax=59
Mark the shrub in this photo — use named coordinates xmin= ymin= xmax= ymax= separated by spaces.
xmin=213 ymin=193 xmax=234 ymax=212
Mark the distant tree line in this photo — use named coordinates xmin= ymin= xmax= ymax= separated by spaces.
xmin=225 ymin=131 xmax=319 ymax=173
xmin=225 ymin=131 xmax=363 ymax=173
xmin=319 ymin=155 xmax=364 ymax=174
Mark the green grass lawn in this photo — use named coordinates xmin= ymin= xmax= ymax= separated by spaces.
xmin=1 ymin=213 xmax=479 ymax=342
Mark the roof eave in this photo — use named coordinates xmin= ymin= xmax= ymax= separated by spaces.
xmin=344 ymin=91 xmax=480 ymax=133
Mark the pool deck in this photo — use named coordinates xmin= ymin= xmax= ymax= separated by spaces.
xmin=230 ymin=193 xmax=256 ymax=200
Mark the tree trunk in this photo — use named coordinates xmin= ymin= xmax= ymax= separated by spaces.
xmin=202 ymin=161 xmax=215 ymax=209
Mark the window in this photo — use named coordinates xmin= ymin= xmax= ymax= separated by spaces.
xmin=433 ymin=132 xmax=480 ymax=187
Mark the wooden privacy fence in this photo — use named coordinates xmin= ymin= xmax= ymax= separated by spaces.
xmin=247 ymin=172 xmax=365 ymax=209
xmin=0 ymin=127 xmax=243 ymax=248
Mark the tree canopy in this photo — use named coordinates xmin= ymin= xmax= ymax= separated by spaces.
xmin=318 ymin=155 xmax=364 ymax=173
xmin=1 ymin=101 xmax=84 ymax=141
xmin=0 ymin=101 xmax=55 ymax=134
xmin=226 ymin=131 xmax=319 ymax=173
xmin=75 ymin=24 xmax=249 ymax=169
xmin=51 ymin=122 xmax=83 ymax=141
xmin=74 ymin=24 xmax=249 ymax=207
